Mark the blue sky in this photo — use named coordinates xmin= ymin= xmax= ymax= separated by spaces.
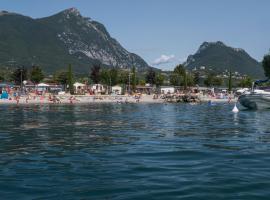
xmin=1 ymin=0 xmax=270 ymax=70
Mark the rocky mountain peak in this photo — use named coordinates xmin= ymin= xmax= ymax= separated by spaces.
xmin=58 ymin=7 xmax=82 ymax=19
xmin=198 ymin=41 xmax=225 ymax=53
xmin=65 ymin=7 xmax=81 ymax=15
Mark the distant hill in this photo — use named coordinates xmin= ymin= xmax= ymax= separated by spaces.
xmin=184 ymin=41 xmax=264 ymax=78
xmin=0 ymin=8 xmax=150 ymax=74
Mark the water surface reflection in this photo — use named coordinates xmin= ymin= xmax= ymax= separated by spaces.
xmin=1 ymin=103 xmax=270 ymax=199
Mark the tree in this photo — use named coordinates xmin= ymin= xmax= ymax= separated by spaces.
xmin=100 ymin=68 xmax=119 ymax=85
xmin=90 ymin=64 xmax=101 ymax=84
xmin=204 ymin=73 xmax=223 ymax=87
xmin=100 ymin=69 xmax=110 ymax=85
xmin=139 ymin=79 xmax=146 ymax=86
xmin=119 ymin=70 xmax=129 ymax=84
xmin=173 ymin=64 xmax=187 ymax=89
xmin=12 ymin=67 xmax=27 ymax=85
xmin=174 ymin=64 xmax=186 ymax=75
xmin=262 ymin=54 xmax=270 ymax=78
xmin=170 ymin=73 xmax=181 ymax=86
xmin=110 ymin=68 xmax=118 ymax=86
xmin=30 ymin=66 xmax=44 ymax=84
xmin=186 ymin=73 xmax=195 ymax=87
xmin=212 ymin=77 xmax=223 ymax=86
xmin=145 ymin=68 xmax=156 ymax=85
xmin=155 ymin=73 xmax=165 ymax=87
xmin=54 ymin=70 xmax=68 ymax=85
xmin=193 ymin=71 xmax=200 ymax=85
xmin=131 ymin=66 xmax=137 ymax=91
xmin=228 ymin=70 xmax=232 ymax=92
xmin=238 ymin=76 xmax=252 ymax=88
xmin=67 ymin=64 xmax=74 ymax=94
xmin=204 ymin=73 xmax=213 ymax=87
xmin=0 ymin=68 xmax=13 ymax=82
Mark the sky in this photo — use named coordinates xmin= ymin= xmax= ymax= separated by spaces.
xmin=1 ymin=0 xmax=270 ymax=70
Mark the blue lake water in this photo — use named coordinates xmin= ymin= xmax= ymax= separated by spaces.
xmin=1 ymin=103 xmax=270 ymax=199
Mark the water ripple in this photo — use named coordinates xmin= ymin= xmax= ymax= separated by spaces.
xmin=1 ymin=103 xmax=270 ymax=199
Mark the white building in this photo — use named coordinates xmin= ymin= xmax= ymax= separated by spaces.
xmin=91 ymin=84 xmax=105 ymax=94
xmin=111 ymin=85 xmax=122 ymax=95
xmin=73 ymin=82 xmax=86 ymax=94
xmin=200 ymin=66 xmax=206 ymax=70
xmin=160 ymin=86 xmax=175 ymax=94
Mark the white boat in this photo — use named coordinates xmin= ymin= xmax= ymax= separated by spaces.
xmin=238 ymin=79 xmax=270 ymax=110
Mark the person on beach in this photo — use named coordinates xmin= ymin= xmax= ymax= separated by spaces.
xmin=40 ymin=95 xmax=44 ymax=103
xmin=52 ymin=95 xmax=56 ymax=103
xmin=69 ymin=96 xmax=79 ymax=103
xmin=26 ymin=95 xmax=30 ymax=103
xmin=15 ymin=95 xmax=20 ymax=105
xmin=228 ymin=96 xmax=232 ymax=103
xmin=56 ymin=96 xmax=61 ymax=103
xmin=69 ymin=96 xmax=74 ymax=104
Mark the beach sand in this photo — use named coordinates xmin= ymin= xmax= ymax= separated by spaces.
xmin=0 ymin=94 xmax=236 ymax=105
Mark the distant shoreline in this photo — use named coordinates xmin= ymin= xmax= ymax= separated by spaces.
xmin=0 ymin=94 xmax=237 ymax=105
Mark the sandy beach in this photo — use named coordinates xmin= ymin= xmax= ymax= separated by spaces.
xmin=0 ymin=94 xmax=237 ymax=105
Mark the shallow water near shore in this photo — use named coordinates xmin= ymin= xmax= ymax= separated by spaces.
xmin=1 ymin=103 xmax=270 ymax=199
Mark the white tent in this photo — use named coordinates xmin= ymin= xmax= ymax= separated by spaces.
xmin=37 ymin=83 xmax=49 ymax=87
xmin=73 ymin=82 xmax=86 ymax=88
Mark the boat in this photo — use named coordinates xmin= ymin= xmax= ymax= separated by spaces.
xmin=238 ymin=79 xmax=270 ymax=110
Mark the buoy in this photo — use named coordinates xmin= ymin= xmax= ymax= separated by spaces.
xmin=232 ymin=103 xmax=239 ymax=113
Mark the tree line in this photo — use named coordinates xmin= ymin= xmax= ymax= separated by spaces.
xmin=1 ymin=52 xmax=270 ymax=89
xmin=0 ymin=65 xmax=44 ymax=85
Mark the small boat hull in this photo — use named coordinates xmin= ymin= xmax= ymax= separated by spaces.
xmin=239 ymin=94 xmax=270 ymax=110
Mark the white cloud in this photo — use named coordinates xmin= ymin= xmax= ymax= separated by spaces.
xmin=178 ymin=57 xmax=187 ymax=63
xmin=152 ymin=54 xmax=175 ymax=65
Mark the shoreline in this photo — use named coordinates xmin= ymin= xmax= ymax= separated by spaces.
xmin=0 ymin=94 xmax=237 ymax=105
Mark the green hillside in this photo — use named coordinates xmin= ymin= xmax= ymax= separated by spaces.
xmin=185 ymin=41 xmax=264 ymax=78
xmin=0 ymin=8 xmax=150 ymax=74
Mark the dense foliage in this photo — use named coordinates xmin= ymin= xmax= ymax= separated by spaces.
xmin=262 ymin=54 xmax=270 ymax=78
xmin=68 ymin=64 xmax=74 ymax=94
xmin=53 ymin=70 xmax=68 ymax=85
xmin=12 ymin=67 xmax=28 ymax=85
xmin=238 ymin=76 xmax=253 ymax=88
xmin=145 ymin=69 xmax=156 ymax=85
xmin=30 ymin=66 xmax=44 ymax=83
xmin=90 ymin=64 xmax=101 ymax=84
xmin=204 ymin=73 xmax=223 ymax=87
xmin=170 ymin=64 xmax=192 ymax=89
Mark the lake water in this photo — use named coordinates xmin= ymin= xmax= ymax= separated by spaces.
xmin=1 ymin=103 xmax=270 ymax=199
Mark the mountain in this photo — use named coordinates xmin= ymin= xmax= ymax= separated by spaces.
xmin=184 ymin=41 xmax=264 ymax=78
xmin=0 ymin=8 xmax=150 ymax=74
